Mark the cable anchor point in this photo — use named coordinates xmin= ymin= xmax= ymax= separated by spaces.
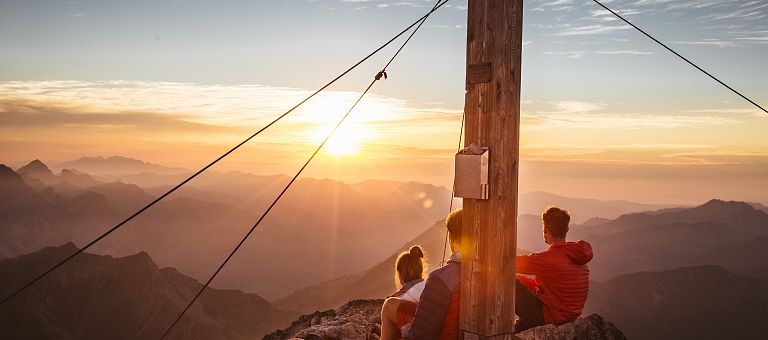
xmin=375 ymin=70 xmax=388 ymax=80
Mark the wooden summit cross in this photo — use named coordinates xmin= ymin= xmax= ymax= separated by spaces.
xmin=460 ymin=0 xmax=523 ymax=339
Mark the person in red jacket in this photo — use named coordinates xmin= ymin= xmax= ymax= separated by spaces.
xmin=515 ymin=206 xmax=593 ymax=332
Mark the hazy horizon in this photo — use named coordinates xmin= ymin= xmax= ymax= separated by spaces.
xmin=2 ymin=0 xmax=767 ymax=205
xmin=3 ymin=154 xmax=766 ymax=207
xmin=2 ymin=2 xmax=767 ymax=338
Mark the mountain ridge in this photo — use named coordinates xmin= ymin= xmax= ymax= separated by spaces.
xmin=585 ymin=265 xmax=768 ymax=339
xmin=0 ymin=244 xmax=296 ymax=339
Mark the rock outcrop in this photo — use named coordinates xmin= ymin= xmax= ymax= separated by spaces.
xmin=516 ymin=314 xmax=626 ymax=340
xmin=265 ymin=299 xmax=383 ymax=340
xmin=265 ymin=299 xmax=625 ymax=340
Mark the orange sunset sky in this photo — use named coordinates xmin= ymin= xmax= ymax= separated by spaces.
xmin=1 ymin=0 xmax=767 ymax=205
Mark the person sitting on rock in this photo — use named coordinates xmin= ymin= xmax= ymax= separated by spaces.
xmin=379 ymin=245 xmax=427 ymax=340
xmin=515 ymin=206 xmax=594 ymax=332
xmin=390 ymin=245 xmax=427 ymax=302
xmin=381 ymin=209 xmax=463 ymax=340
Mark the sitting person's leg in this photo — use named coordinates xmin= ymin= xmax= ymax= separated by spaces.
xmin=514 ymin=278 xmax=545 ymax=333
xmin=381 ymin=297 xmax=417 ymax=340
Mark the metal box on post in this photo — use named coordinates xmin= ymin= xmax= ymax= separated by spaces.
xmin=454 ymin=145 xmax=489 ymax=200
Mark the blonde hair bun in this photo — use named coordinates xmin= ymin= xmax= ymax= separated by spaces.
xmin=408 ymin=245 xmax=424 ymax=258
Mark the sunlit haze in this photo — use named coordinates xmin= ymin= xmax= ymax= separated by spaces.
xmin=1 ymin=0 xmax=767 ymax=204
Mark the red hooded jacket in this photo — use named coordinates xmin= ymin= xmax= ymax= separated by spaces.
xmin=516 ymin=240 xmax=593 ymax=325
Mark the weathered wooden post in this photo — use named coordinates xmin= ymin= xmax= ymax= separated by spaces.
xmin=459 ymin=0 xmax=523 ymax=339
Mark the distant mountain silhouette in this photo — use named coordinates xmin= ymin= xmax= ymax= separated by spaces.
xmin=0 ymin=244 xmax=295 ymax=339
xmin=585 ymin=265 xmax=768 ymax=340
xmin=515 ymin=213 xmax=549 ymax=252
xmin=59 ymin=168 xmax=100 ymax=188
xmin=577 ymin=199 xmax=767 ymax=238
xmin=518 ymin=191 xmax=676 ymax=224
xmin=16 ymin=159 xmax=55 ymax=181
xmin=0 ymin=164 xmax=119 ymax=259
xmin=145 ymin=171 xmax=289 ymax=202
xmin=571 ymin=199 xmax=768 ymax=280
xmin=275 ymin=219 xmax=446 ymax=313
xmin=0 ymin=164 xmax=42 ymax=215
xmin=278 ymin=198 xmax=768 ymax=324
xmin=145 ymin=184 xmax=245 ymax=205
xmin=1 ymin=158 xmax=681 ymax=300
xmin=84 ymin=181 xmax=155 ymax=214
xmin=349 ymin=179 xmax=407 ymax=197
xmin=276 ymin=218 xmax=532 ymax=313
xmin=0 ymin=162 xmax=453 ymax=299
xmin=48 ymin=179 xmax=84 ymax=199
xmin=59 ymin=155 xmax=185 ymax=176
xmin=7 ymin=157 xmax=748 ymax=303
xmin=13 ymin=161 xmax=103 ymax=198
xmin=689 ymin=237 xmax=768 ymax=276
xmin=579 ymin=216 xmax=612 ymax=227
xmin=346 ymin=186 xmax=674 ymax=225
xmin=196 ymin=177 xmax=451 ymax=299
xmin=0 ymin=162 xmax=236 ymax=261
xmin=749 ymin=202 xmax=768 ymax=214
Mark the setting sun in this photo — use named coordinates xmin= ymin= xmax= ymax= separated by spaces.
xmin=322 ymin=123 xmax=371 ymax=157
xmin=298 ymin=97 xmax=382 ymax=158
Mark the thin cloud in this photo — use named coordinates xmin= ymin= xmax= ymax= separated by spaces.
xmin=531 ymin=0 xmax=575 ymax=12
xmin=0 ymin=98 xmax=239 ymax=134
xmin=522 ymin=100 xmax=741 ymax=130
xmin=554 ymin=24 xmax=631 ymax=36
xmin=735 ymin=36 xmax=768 ymax=44
xmin=663 ymin=151 xmax=768 ymax=165
xmin=532 ymin=0 xmax=768 ymax=48
xmin=0 ymin=80 xmax=465 ymax=149
xmin=545 ymin=49 xmax=653 ymax=58
xmin=683 ymin=108 xmax=764 ymax=118
xmin=672 ymin=40 xmax=736 ymax=48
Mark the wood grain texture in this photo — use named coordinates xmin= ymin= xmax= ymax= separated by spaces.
xmin=467 ymin=62 xmax=492 ymax=84
xmin=460 ymin=0 xmax=523 ymax=339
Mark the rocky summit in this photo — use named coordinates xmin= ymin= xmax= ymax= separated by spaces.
xmin=265 ymin=299 xmax=384 ymax=340
xmin=265 ymin=299 xmax=626 ymax=340
xmin=515 ymin=314 xmax=627 ymax=340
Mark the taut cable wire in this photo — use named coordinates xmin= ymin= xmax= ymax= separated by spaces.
xmin=160 ymin=1 xmax=449 ymax=338
xmin=160 ymin=79 xmax=377 ymax=340
xmin=0 ymin=0 xmax=450 ymax=307
xmin=441 ymin=112 xmax=465 ymax=266
xmin=591 ymin=0 xmax=767 ymax=115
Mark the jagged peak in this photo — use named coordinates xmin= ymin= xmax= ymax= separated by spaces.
xmin=28 ymin=242 xmax=80 ymax=258
xmin=66 ymin=155 xmax=180 ymax=170
xmin=59 ymin=242 xmax=79 ymax=253
xmin=73 ymin=155 xmax=146 ymax=164
xmin=60 ymin=168 xmax=87 ymax=176
xmin=0 ymin=164 xmax=23 ymax=181
xmin=115 ymin=250 xmax=158 ymax=270
xmin=17 ymin=159 xmax=53 ymax=176
xmin=698 ymin=199 xmax=758 ymax=212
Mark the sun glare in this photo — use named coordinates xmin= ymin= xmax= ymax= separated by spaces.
xmin=323 ymin=124 xmax=368 ymax=157
xmin=299 ymin=96 xmax=384 ymax=158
